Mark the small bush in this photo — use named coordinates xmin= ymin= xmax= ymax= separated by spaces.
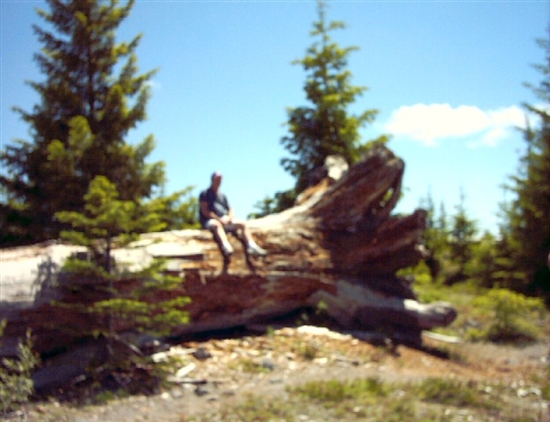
xmin=470 ymin=288 xmax=546 ymax=343
xmin=0 ymin=320 xmax=39 ymax=416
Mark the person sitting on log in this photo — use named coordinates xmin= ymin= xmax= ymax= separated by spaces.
xmin=199 ymin=171 xmax=267 ymax=258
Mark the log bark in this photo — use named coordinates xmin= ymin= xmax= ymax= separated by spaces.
xmin=0 ymin=145 xmax=456 ymax=360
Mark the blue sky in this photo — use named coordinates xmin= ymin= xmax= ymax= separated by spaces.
xmin=1 ymin=0 xmax=548 ymax=234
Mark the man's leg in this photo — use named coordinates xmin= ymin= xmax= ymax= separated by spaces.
xmin=206 ymin=220 xmax=234 ymax=256
xmin=231 ymin=220 xmax=267 ymax=256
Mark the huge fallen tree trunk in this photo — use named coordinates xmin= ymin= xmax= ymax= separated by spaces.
xmin=1 ymin=145 xmax=456 ymax=361
xmin=167 ymin=146 xmax=456 ymax=340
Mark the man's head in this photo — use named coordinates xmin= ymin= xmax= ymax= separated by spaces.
xmin=211 ymin=171 xmax=222 ymax=191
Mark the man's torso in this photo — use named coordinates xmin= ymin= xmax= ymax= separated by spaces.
xmin=199 ymin=188 xmax=230 ymax=226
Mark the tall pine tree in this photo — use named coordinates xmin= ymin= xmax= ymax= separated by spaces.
xmin=0 ymin=0 xmax=164 ymax=245
xmin=500 ymin=34 xmax=550 ymax=302
xmin=280 ymin=1 xmax=387 ymax=200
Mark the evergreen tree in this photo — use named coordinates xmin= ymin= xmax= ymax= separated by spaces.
xmin=147 ymin=187 xmax=200 ymax=230
xmin=466 ymin=231 xmax=500 ymax=288
xmin=56 ymin=175 xmax=166 ymax=273
xmin=448 ymin=189 xmax=478 ymax=282
xmin=418 ymin=190 xmax=480 ymax=285
xmin=249 ymin=196 xmax=277 ymax=219
xmin=437 ymin=202 xmax=449 ymax=237
xmin=280 ymin=0 xmax=387 ymax=202
xmin=0 ymin=0 xmax=164 ymax=245
xmin=500 ymin=35 xmax=550 ymax=302
xmin=418 ymin=192 xmax=449 ymax=281
xmin=55 ymin=175 xmax=190 ymax=390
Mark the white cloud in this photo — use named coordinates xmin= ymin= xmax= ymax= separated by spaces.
xmin=473 ymin=126 xmax=509 ymax=148
xmin=385 ymin=103 xmax=526 ymax=147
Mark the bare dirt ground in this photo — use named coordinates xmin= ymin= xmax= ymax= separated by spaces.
xmin=14 ymin=326 xmax=549 ymax=422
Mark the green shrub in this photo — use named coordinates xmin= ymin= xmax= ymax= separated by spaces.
xmin=0 ymin=320 xmax=39 ymax=416
xmin=52 ymin=176 xmax=191 ymax=398
xmin=55 ymin=176 xmax=191 ymax=337
xmin=470 ymin=288 xmax=546 ymax=343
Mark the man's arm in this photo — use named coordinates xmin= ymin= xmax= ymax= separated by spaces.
xmin=200 ymin=200 xmax=231 ymax=224
xmin=200 ymin=200 xmax=218 ymax=221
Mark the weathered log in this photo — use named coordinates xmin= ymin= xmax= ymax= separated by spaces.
xmin=0 ymin=145 xmax=457 ymax=360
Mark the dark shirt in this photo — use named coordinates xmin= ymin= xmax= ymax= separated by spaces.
xmin=199 ymin=188 xmax=230 ymax=227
